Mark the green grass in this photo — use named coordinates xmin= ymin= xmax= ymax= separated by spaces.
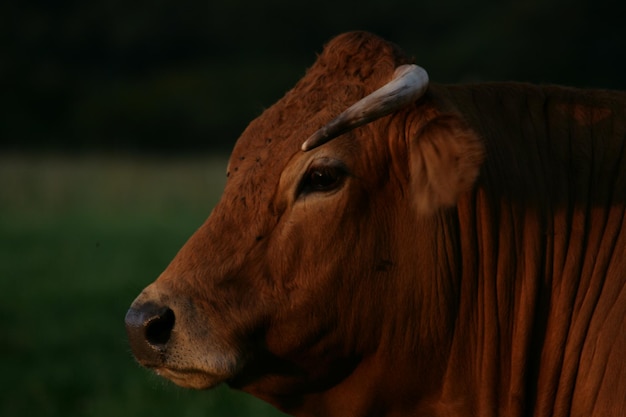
xmin=0 ymin=154 xmax=288 ymax=417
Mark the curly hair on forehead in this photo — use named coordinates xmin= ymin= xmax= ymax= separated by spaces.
xmin=316 ymin=31 xmax=412 ymax=79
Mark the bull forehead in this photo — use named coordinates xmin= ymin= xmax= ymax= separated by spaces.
xmin=225 ymin=31 xmax=411 ymax=200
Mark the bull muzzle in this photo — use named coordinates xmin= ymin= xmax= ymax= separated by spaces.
xmin=125 ymin=301 xmax=176 ymax=366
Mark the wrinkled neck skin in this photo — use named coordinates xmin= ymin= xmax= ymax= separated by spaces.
xmin=438 ymin=84 xmax=626 ymax=417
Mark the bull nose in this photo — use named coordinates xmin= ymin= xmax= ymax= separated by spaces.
xmin=125 ymin=302 xmax=175 ymax=365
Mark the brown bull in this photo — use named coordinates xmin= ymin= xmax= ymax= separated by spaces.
xmin=125 ymin=32 xmax=626 ymax=417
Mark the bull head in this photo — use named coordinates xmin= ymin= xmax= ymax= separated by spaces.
xmin=125 ymin=31 xmax=484 ymax=415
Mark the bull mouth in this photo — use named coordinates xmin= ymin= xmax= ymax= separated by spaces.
xmin=151 ymin=366 xmax=229 ymax=390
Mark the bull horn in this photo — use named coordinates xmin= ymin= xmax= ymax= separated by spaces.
xmin=301 ymin=64 xmax=429 ymax=151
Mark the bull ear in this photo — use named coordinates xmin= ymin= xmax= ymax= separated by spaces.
xmin=410 ymin=114 xmax=484 ymax=214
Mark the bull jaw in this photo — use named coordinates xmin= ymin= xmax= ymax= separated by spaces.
xmin=152 ymin=366 xmax=228 ymax=390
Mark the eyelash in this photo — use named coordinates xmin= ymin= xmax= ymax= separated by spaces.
xmin=298 ymin=164 xmax=346 ymax=196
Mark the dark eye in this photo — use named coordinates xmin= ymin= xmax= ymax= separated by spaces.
xmin=299 ymin=164 xmax=346 ymax=196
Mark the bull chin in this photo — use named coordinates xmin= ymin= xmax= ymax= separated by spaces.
xmin=153 ymin=367 xmax=228 ymax=390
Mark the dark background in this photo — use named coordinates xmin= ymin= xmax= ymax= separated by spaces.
xmin=3 ymin=0 xmax=625 ymax=154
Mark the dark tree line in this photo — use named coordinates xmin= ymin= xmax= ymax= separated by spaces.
xmin=3 ymin=0 xmax=625 ymax=153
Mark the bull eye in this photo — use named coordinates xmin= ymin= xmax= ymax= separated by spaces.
xmin=298 ymin=163 xmax=346 ymax=196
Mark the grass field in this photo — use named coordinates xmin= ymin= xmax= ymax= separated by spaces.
xmin=0 ymin=154 xmax=288 ymax=417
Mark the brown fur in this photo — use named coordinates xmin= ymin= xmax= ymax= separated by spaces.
xmin=127 ymin=32 xmax=626 ymax=417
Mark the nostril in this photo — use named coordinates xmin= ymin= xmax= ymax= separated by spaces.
xmin=145 ymin=308 xmax=175 ymax=346
xmin=125 ymin=302 xmax=177 ymax=363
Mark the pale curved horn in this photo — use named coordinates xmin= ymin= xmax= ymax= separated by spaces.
xmin=301 ymin=64 xmax=429 ymax=151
